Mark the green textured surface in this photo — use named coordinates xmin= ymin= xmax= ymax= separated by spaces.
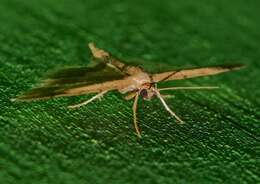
xmin=0 ymin=0 xmax=260 ymax=183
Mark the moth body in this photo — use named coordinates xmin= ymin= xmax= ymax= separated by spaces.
xmin=14 ymin=42 xmax=244 ymax=138
xmin=118 ymin=71 xmax=151 ymax=94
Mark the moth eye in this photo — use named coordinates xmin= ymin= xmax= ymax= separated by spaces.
xmin=140 ymin=89 xmax=148 ymax=98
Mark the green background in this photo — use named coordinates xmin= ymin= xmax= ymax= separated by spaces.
xmin=0 ymin=0 xmax=259 ymax=183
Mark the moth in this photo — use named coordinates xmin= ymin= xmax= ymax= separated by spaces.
xmin=14 ymin=43 xmax=243 ymax=138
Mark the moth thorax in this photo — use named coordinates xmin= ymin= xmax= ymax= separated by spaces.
xmin=119 ymin=72 xmax=151 ymax=94
xmin=133 ymin=73 xmax=151 ymax=86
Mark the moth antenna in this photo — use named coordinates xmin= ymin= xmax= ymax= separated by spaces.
xmin=133 ymin=92 xmax=141 ymax=138
xmin=159 ymin=86 xmax=219 ymax=91
xmin=154 ymin=89 xmax=184 ymax=124
xmin=68 ymin=90 xmax=107 ymax=109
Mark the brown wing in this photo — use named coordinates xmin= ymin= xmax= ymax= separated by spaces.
xmin=152 ymin=64 xmax=244 ymax=82
xmin=14 ymin=78 xmax=130 ymax=101
xmin=13 ymin=43 xmax=142 ymax=102
xmin=89 ymin=43 xmax=143 ymax=75
xmin=14 ymin=62 xmax=127 ymax=101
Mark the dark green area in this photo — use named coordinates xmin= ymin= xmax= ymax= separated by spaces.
xmin=0 ymin=0 xmax=259 ymax=183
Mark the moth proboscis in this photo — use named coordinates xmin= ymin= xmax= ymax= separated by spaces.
xmin=13 ymin=43 xmax=244 ymax=138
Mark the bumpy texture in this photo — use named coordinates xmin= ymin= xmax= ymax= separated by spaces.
xmin=0 ymin=0 xmax=259 ymax=183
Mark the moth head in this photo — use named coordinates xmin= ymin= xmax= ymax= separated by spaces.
xmin=140 ymin=83 xmax=156 ymax=100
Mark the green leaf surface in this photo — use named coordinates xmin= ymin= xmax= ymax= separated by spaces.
xmin=0 ymin=0 xmax=259 ymax=183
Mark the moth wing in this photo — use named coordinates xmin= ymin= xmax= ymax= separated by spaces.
xmin=152 ymin=64 xmax=244 ymax=82
xmin=88 ymin=43 xmax=143 ymax=75
xmin=14 ymin=62 xmax=126 ymax=101
xmin=44 ymin=62 xmax=125 ymax=86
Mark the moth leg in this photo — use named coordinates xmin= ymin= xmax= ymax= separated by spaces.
xmin=159 ymin=86 xmax=219 ymax=91
xmin=124 ymin=91 xmax=137 ymax=100
xmin=154 ymin=89 xmax=184 ymax=124
xmin=68 ymin=91 xmax=107 ymax=109
xmin=133 ymin=92 xmax=141 ymax=138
